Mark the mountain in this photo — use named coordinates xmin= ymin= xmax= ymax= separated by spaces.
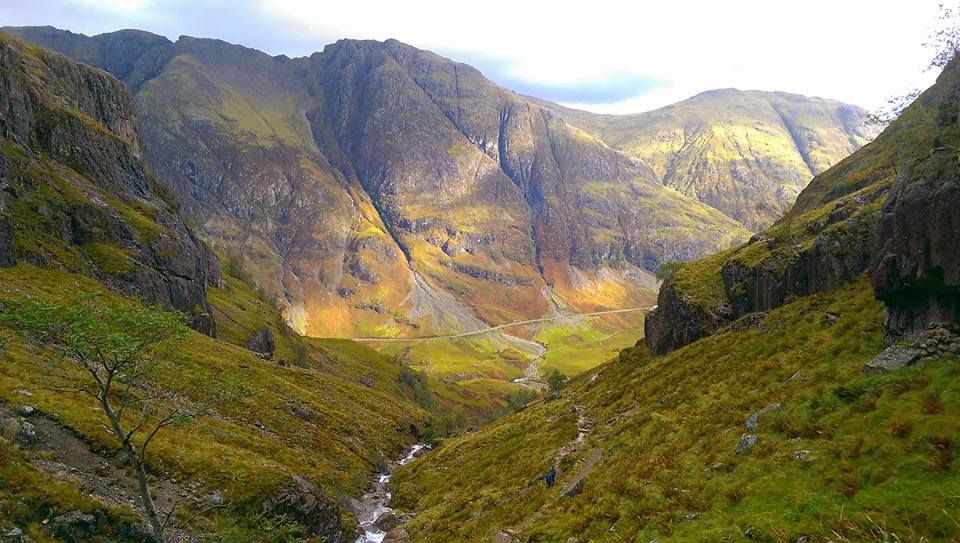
xmin=643 ymin=43 xmax=960 ymax=355
xmin=8 ymin=26 xmax=879 ymax=342
xmin=386 ymin=52 xmax=960 ymax=543
xmin=0 ymin=30 xmax=220 ymax=334
xmin=530 ymin=90 xmax=877 ymax=230
xmin=0 ymin=31 xmax=427 ymax=541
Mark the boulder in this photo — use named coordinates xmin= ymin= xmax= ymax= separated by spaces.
xmin=384 ymin=527 xmax=412 ymax=543
xmin=2 ymin=527 xmax=25 ymax=543
xmin=51 ymin=511 xmax=98 ymax=541
xmin=1 ymin=418 xmax=38 ymax=447
xmin=562 ymin=479 xmax=585 ymax=498
xmin=262 ymin=476 xmax=342 ymax=542
xmin=373 ymin=512 xmax=400 ymax=532
xmin=863 ymin=346 xmax=922 ymax=375
xmin=245 ymin=328 xmax=275 ymax=359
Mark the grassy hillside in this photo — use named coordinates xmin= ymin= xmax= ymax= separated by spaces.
xmin=532 ymin=90 xmax=876 ymax=230
xmin=392 ymin=279 xmax=960 ymax=542
xmin=654 ymin=50 xmax=953 ymax=320
xmin=0 ymin=265 xmax=427 ymax=540
xmin=0 ymin=33 xmax=427 ymax=541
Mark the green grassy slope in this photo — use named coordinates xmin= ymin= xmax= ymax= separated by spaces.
xmin=392 ymin=280 xmax=960 ymax=542
xmin=0 ymin=264 xmax=426 ymax=540
xmin=531 ymin=90 xmax=876 ymax=230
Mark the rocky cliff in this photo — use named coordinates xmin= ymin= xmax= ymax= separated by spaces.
xmin=8 ymin=27 xmax=759 ymax=337
xmin=646 ymin=54 xmax=960 ymax=354
xmin=0 ymin=33 xmax=221 ymax=334
xmin=871 ymin=58 xmax=960 ymax=343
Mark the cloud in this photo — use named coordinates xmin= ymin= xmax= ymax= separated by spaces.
xmin=0 ymin=0 xmax=946 ymax=113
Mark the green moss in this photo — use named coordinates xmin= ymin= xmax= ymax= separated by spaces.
xmin=84 ymin=242 xmax=135 ymax=275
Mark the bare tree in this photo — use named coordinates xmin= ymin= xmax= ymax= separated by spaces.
xmin=869 ymin=3 xmax=960 ymax=126
xmin=1 ymin=294 xmax=190 ymax=542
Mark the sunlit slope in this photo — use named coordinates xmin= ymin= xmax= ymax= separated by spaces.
xmin=531 ymin=90 xmax=875 ymax=230
xmin=8 ymin=26 xmax=749 ymax=338
xmin=392 ymin=280 xmax=959 ymax=542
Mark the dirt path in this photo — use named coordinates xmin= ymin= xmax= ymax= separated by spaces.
xmin=499 ymin=404 xmax=602 ymax=540
xmin=354 ymin=306 xmax=653 ymax=343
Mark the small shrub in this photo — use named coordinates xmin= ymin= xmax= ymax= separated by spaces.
xmin=888 ymin=418 xmax=912 ymax=438
xmin=399 ymin=365 xmax=434 ymax=410
xmin=929 ymin=435 xmax=954 ymax=471
xmin=838 ymin=472 xmax=859 ymax=497
xmin=546 ymin=369 xmax=567 ymax=395
xmin=922 ymin=392 xmax=944 ymax=414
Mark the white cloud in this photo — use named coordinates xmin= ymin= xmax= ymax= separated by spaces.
xmin=259 ymin=0 xmax=943 ymax=112
xmin=2 ymin=0 xmax=946 ymax=113
xmin=70 ymin=0 xmax=153 ymax=13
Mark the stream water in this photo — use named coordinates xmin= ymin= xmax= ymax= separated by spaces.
xmin=354 ymin=444 xmax=427 ymax=543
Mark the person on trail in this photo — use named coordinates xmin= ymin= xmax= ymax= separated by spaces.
xmin=543 ymin=467 xmax=557 ymax=487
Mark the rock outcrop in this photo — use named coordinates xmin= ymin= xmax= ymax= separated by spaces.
xmin=646 ymin=53 xmax=960 ymax=355
xmin=871 ymin=62 xmax=960 ymax=343
xmin=0 ymin=215 xmax=13 ymax=267
xmin=262 ymin=476 xmax=342 ymax=542
xmin=246 ymin=328 xmax=276 ymax=359
xmin=0 ymin=33 xmax=220 ymax=334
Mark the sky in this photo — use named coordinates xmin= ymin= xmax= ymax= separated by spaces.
xmin=0 ymin=0 xmax=946 ymax=113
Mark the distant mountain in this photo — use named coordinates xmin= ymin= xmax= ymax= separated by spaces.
xmin=530 ymin=90 xmax=877 ymax=230
xmin=7 ymin=26 xmax=867 ymax=339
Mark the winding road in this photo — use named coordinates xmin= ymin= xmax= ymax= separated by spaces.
xmin=353 ymin=305 xmax=655 ymax=343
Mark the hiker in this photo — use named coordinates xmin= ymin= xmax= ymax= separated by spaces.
xmin=543 ymin=467 xmax=557 ymax=487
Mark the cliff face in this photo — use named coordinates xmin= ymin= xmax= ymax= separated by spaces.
xmin=0 ymin=34 xmax=220 ymax=334
xmin=871 ymin=60 xmax=960 ymax=343
xmin=645 ymin=55 xmax=960 ymax=354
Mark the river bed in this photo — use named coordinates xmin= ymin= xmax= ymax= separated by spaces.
xmin=354 ymin=444 xmax=426 ymax=543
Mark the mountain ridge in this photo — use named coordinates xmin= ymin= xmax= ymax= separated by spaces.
xmin=4 ymin=26 xmax=867 ymax=346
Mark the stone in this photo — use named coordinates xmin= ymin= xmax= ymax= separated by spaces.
xmin=51 ymin=511 xmax=97 ymax=540
xmin=374 ymin=512 xmax=400 ymax=532
xmin=384 ymin=527 xmax=411 ymax=543
xmin=1 ymin=418 xmax=38 ymax=447
xmin=245 ymin=328 xmax=275 ymax=359
xmin=289 ymin=403 xmax=314 ymax=422
xmin=562 ymin=479 xmax=585 ymax=498
xmin=3 ymin=527 xmax=24 ymax=543
xmin=863 ymin=346 xmax=922 ymax=374
xmin=262 ymin=476 xmax=342 ymax=541
xmin=745 ymin=403 xmax=781 ymax=431
xmin=736 ymin=434 xmax=757 ymax=454
xmin=793 ymin=450 xmax=814 ymax=461
xmin=15 ymin=405 xmax=35 ymax=417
